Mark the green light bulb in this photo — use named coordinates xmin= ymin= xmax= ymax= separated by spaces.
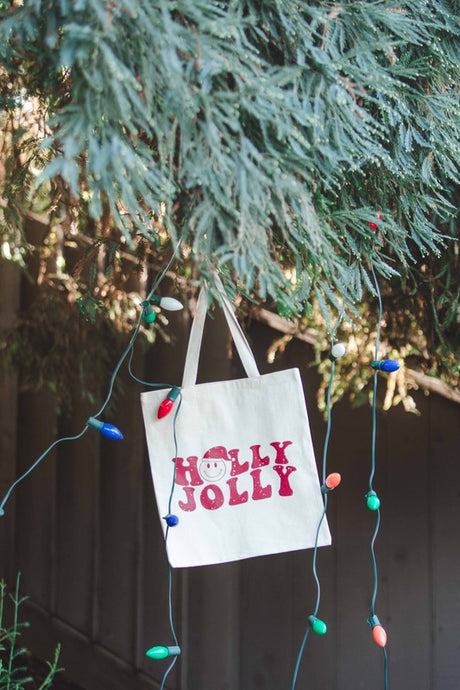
xmin=145 ymin=645 xmax=181 ymax=660
xmin=146 ymin=646 xmax=169 ymax=660
xmin=143 ymin=304 xmax=157 ymax=323
xmin=308 ymin=615 xmax=327 ymax=635
xmin=366 ymin=491 xmax=380 ymax=511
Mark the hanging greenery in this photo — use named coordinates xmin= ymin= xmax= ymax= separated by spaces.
xmin=0 ymin=0 xmax=458 ymax=406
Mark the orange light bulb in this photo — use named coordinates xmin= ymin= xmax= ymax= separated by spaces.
xmin=372 ymin=624 xmax=387 ymax=647
xmin=325 ymin=473 xmax=341 ymax=489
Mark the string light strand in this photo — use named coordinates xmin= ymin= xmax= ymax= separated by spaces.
xmin=0 ymin=241 xmax=182 ymax=515
xmin=290 ymin=307 xmax=344 ymax=690
xmin=368 ymin=263 xmax=388 ymax=689
xmin=0 ymin=428 xmax=89 ymax=516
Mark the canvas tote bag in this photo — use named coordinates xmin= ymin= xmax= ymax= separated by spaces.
xmin=141 ymin=285 xmax=331 ymax=567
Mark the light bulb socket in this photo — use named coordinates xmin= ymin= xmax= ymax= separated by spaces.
xmin=148 ymin=295 xmax=162 ymax=307
xmin=166 ymin=386 xmax=181 ymax=402
xmin=87 ymin=417 xmax=103 ymax=432
xmin=367 ymin=615 xmax=381 ymax=629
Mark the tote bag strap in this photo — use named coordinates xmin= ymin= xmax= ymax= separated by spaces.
xmin=182 ymin=281 xmax=259 ymax=389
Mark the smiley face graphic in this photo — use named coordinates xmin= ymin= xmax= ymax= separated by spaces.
xmin=199 ymin=445 xmax=229 ymax=482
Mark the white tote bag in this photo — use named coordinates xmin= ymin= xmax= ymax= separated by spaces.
xmin=141 ymin=286 xmax=330 ymax=567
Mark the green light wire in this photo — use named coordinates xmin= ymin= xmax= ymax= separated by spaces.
xmin=0 ymin=240 xmax=181 ymax=514
xmin=1 ymin=238 xmax=185 ymax=685
xmin=124 ymin=240 xmax=184 ymax=688
xmin=147 ymin=238 xmax=182 ymax=302
xmin=290 ymin=307 xmax=344 ymax=690
xmin=0 ymin=428 xmax=89 ymax=516
xmin=94 ymin=238 xmax=183 ymax=420
xmin=158 ymin=394 xmax=183 ymax=690
xmin=369 ymin=263 xmax=388 ymax=689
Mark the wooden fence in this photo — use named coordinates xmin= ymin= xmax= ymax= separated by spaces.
xmin=1 ymin=254 xmax=459 ymax=689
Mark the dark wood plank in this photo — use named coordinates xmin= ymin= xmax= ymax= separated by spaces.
xmin=430 ymin=395 xmax=460 ymax=690
xmin=55 ymin=398 xmax=100 ymax=632
xmin=96 ymin=369 xmax=144 ymax=663
xmin=0 ymin=258 xmax=21 ymax=581
xmin=3 ymin=281 xmax=460 ymax=690
xmin=239 ymin=552 xmax=296 ymax=689
xmin=333 ymin=398 xmax=387 ymax=689
xmin=14 ymin=390 xmax=57 ymax=608
xmin=384 ymin=394 xmax=432 ymax=688
xmin=22 ymin=599 xmax=161 ymax=690
xmin=186 ymin=562 xmax=240 ymax=690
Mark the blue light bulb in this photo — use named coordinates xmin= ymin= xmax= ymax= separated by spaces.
xmin=164 ymin=514 xmax=179 ymax=527
xmin=371 ymin=359 xmax=400 ymax=373
xmin=87 ymin=417 xmax=123 ymax=440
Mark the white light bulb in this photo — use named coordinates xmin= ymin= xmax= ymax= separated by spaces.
xmin=331 ymin=343 xmax=346 ymax=359
xmin=157 ymin=296 xmax=183 ymax=311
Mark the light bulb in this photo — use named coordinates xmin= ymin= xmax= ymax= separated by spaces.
xmin=326 ymin=472 xmax=341 ymax=489
xmin=164 ymin=514 xmax=179 ymax=527
xmin=145 ymin=645 xmax=181 ymax=660
xmin=321 ymin=472 xmax=341 ymax=493
xmin=330 ymin=343 xmax=346 ymax=360
xmin=369 ymin=210 xmax=382 ymax=230
xmin=371 ymin=359 xmax=400 ymax=373
xmin=367 ymin=615 xmax=387 ymax=647
xmin=373 ymin=625 xmax=387 ymax=647
xmin=142 ymin=303 xmax=157 ymax=324
xmin=149 ymin=295 xmax=183 ymax=311
xmin=87 ymin=417 xmax=123 ymax=440
xmin=157 ymin=386 xmax=181 ymax=419
xmin=308 ymin=615 xmax=327 ymax=635
xmin=366 ymin=490 xmax=380 ymax=511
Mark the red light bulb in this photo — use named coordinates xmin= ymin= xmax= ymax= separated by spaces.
xmin=157 ymin=386 xmax=181 ymax=419
xmin=369 ymin=210 xmax=382 ymax=230
xmin=158 ymin=398 xmax=173 ymax=418
xmin=325 ymin=473 xmax=341 ymax=489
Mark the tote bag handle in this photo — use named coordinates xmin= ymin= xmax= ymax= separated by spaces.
xmin=182 ymin=281 xmax=259 ymax=389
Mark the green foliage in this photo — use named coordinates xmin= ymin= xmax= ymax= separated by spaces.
xmin=0 ymin=1 xmax=458 ymax=403
xmin=1 ymin=281 xmax=152 ymax=412
xmin=1 ymin=1 xmax=458 ymax=305
xmin=0 ymin=574 xmax=61 ymax=689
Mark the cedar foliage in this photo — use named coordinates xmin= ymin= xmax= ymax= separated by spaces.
xmin=0 ymin=0 xmax=459 ymax=404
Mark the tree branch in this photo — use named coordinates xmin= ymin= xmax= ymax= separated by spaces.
xmin=252 ymin=307 xmax=460 ymax=405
